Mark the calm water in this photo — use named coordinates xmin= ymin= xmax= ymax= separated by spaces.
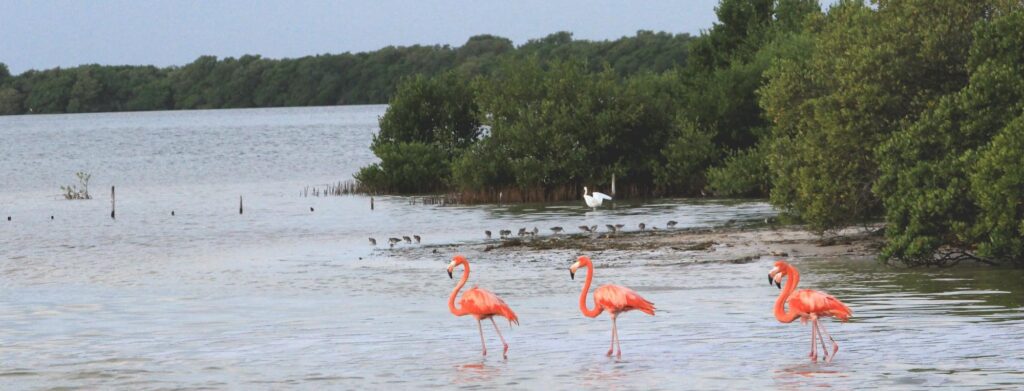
xmin=1 ymin=106 xmax=1022 ymax=389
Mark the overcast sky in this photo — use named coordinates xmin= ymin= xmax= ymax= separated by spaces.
xmin=0 ymin=0 xmax=722 ymax=74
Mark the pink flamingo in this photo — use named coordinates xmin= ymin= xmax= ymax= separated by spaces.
xmin=769 ymin=260 xmax=852 ymax=363
xmin=447 ymin=255 xmax=519 ymax=358
xmin=569 ymin=256 xmax=655 ymax=358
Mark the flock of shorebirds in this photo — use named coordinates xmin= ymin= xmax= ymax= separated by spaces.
xmin=368 ymin=235 xmax=421 ymax=248
xmin=484 ymin=219 xmax=678 ymax=240
xmin=368 ymin=188 xmax=679 ymax=248
xmin=368 ymin=220 xmax=680 ymax=248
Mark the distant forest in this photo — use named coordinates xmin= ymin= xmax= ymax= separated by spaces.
xmin=0 ymin=31 xmax=693 ymax=115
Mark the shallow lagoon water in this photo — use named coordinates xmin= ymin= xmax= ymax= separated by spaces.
xmin=1 ymin=106 xmax=1022 ymax=389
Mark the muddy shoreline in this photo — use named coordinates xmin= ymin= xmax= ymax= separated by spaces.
xmin=391 ymin=223 xmax=885 ymax=264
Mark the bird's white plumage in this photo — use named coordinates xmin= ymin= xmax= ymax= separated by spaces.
xmin=583 ymin=186 xmax=613 ymax=210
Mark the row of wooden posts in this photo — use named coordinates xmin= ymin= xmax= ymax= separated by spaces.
xmin=6 ymin=187 xmax=381 ymax=222
xmin=99 ymin=186 xmax=375 ymax=220
xmin=6 ymin=178 xmax=630 ymax=221
xmin=9 ymin=175 xmax=618 ymax=222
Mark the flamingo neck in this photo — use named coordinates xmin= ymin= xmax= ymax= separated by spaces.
xmin=578 ymin=264 xmax=603 ymax=318
xmin=774 ymin=266 xmax=801 ymax=323
xmin=449 ymin=262 xmax=469 ymax=316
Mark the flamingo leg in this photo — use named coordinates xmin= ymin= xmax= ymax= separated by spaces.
xmin=809 ymin=319 xmax=818 ymax=361
xmin=477 ymin=319 xmax=487 ymax=356
xmin=815 ymin=321 xmax=829 ymax=361
xmin=489 ymin=317 xmax=509 ymax=359
xmin=612 ymin=314 xmax=622 ymax=358
xmin=607 ymin=315 xmax=616 ymax=357
xmin=817 ymin=320 xmax=840 ymax=363
xmin=610 ymin=317 xmax=618 ymax=358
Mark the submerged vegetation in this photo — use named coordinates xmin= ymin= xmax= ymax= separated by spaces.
xmin=362 ymin=0 xmax=1024 ymax=267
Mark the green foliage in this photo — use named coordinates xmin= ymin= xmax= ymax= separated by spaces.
xmin=706 ymin=141 xmax=770 ymax=197
xmin=360 ymin=0 xmax=820 ymax=200
xmin=60 ymin=172 xmax=92 ymax=200
xmin=451 ymin=141 xmax=513 ymax=190
xmin=673 ymin=0 xmax=820 ymax=199
xmin=0 ymin=87 xmax=22 ymax=114
xmin=654 ymin=117 xmax=717 ymax=193
xmin=873 ymin=8 xmax=1024 ymax=266
xmin=461 ymin=58 xmax=680 ymax=193
xmin=761 ymin=0 xmax=989 ymax=232
xmin=970 ymin=116 xmax=1024 ymax=264
xmin=357 ymin=71 xmax=481 ymax=193
xmin=469 ymin=58 xmax=619 ymax=189
xmin=376 ymin=72 xmax=481 ymax=157
xmin=355 ymin=142 xmax=450 ymax=193
xmin=0 ymin=31 xmax=696 ymax=115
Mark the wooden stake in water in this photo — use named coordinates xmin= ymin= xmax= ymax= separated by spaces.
xmin=239 ymin=195 xmax=244 ymax=215
xmin=611 ymin=173 xmax=616 ymax=197
xmin=371 ymin=196 xmax=374 ymax=210
xmin=110 ymin=186 xmax=116 ymax=219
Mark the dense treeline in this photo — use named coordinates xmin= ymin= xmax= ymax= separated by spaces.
xmin=360 ymin=0 xmax=1024 ymax=267
xmin=360 ymin=0 xmax=817 ymax=197
xmin=0 ymin=31 xmax=693 ymax=115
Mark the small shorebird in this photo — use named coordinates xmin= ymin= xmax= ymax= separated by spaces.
xmin=590 ymin=225 xmax=598 ymax=232
xmin=605 ymin=224 xmax=617 ymax=234
xmin=517 ymin=228 xmax=527 ymax=237
xmin=310 ymin=207 xmax=314 ymax=212
xmin=500 ymin=230 xmax=511 ymax=239
xmin=414 ymin=235 xmax=421 ymax=244
xmin=550 ymin=226 xmax=563 ymax=234
xmin=667 ymin=220 xmax=678 ymax=228
xmin=369 ymin=237 xmax=377 ymax=246
xmin=579 ymin=225 xmax=592 ymax=233
xmin=615 ymin=224 xmax=624 ymax=230
xmin=532 ymin=227 xmax=539 ymax=237
xmin=638 ymin=223 xmax=646 ymax=231
xmin=485 ymin=230 xmax=492 ymax=239
xmin=403 ymin=236 xmax=412 ymax=244
xmin=388 ymin=237 xmax=401 ymax=247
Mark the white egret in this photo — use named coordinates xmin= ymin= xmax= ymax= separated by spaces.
xmin=582 ymin=186 xmax=613 ymax=211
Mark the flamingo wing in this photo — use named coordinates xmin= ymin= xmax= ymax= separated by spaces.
xmin=788 ymin=289 xmax=852 ymax=321
xmin=460 ymin=287 xmax=519 ymax=325
xmin=592 ymin=191 xmax=613 ymax=201
xmin=594 ymin=284 xmax=655 ymax=316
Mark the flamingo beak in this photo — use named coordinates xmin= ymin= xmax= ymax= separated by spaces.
xmin=570 ymin=268 xmax=575 ymax=280
xmin=770 ymin=273 xmax=783 ymax=289
xmin=448 ymin=269 xmax=453 ymax=279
